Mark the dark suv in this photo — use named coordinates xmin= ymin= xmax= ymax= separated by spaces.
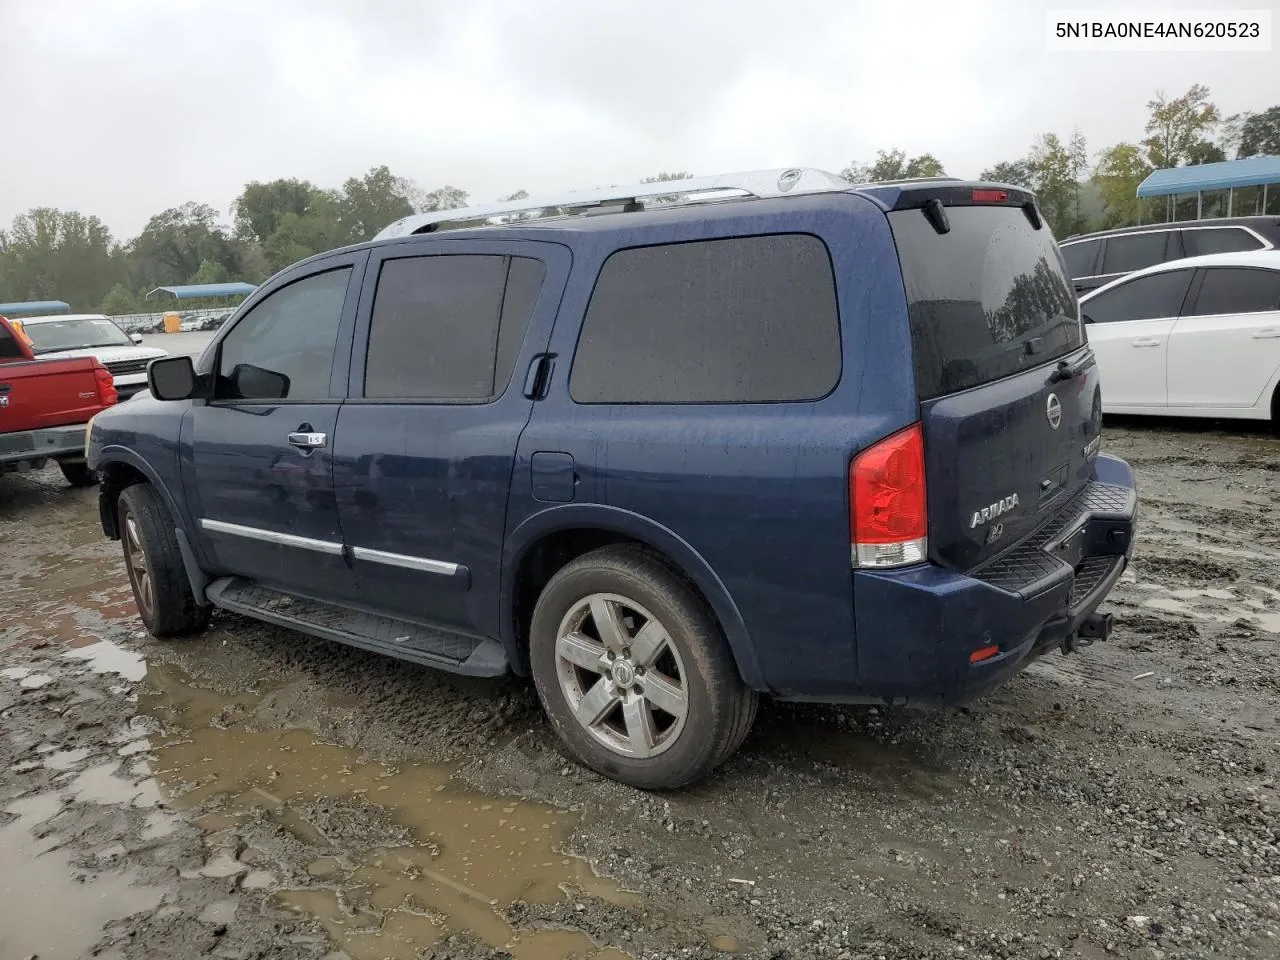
xmin=87 ymin=169 xmax=1137 ymax=789
xmin=1061 ymin=216 xmax=1280 ymax=294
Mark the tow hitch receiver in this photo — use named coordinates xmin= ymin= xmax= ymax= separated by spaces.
xmin=1061 ymin=612 xmax=1112 ymax=654
xmin=1079 ymin=612 xmax=1112 ymax=642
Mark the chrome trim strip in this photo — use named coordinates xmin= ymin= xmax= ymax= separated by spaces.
xmin=351 ymin=546 xmax=460 ymax=577
xmin=199 ymin=518 xmax=344 ymax=555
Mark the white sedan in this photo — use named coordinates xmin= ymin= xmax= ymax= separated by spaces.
xmin=1080 ymin=250 xmax=1280 ymax=424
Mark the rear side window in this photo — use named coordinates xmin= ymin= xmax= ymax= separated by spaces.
xmin=889 ymin=206 xmax=1081 ymax=400
xmin=1101 ymin=232 xmax=1170 ymax=274
xmin=570 ymin=235 xmax=841 ymax=404
xmin=1082 ymin=270 xmax=1193 ymax=324
xmin=1182 ymin=227 xmax=1266 ymax=257
xmin=1187 ymin=267 xmax=1280 ymax=316
xmin=1060 ymin=239 xmax=1099 ymax=278
xmin=365 ymin=255 xmax=544 ymax=400
xmin=0 ymin=326 xmax=23 ymax=360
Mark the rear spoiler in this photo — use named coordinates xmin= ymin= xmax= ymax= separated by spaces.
xmin=853 ymin=181 xmax=1043 ymax=234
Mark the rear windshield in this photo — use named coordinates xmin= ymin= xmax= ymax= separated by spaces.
xmin=889 ymin=206 xmax=1082 ymax=400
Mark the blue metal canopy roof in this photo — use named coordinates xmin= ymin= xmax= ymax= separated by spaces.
xmin=145 ymin=282 xmax=256 ymax=301
xmin=0 ymin=300 xmax=71 ymax=315
xmin=1137 ymin=155 xmax=1280 ymax=197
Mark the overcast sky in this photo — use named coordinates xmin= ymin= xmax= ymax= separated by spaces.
xmin=1 ymin=0 xmax=1275 ymax=241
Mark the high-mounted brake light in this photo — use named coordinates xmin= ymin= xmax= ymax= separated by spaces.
xmin=972 ymin=189 xmax=1009 ymax=203
xmin=850 ymin=423 xmax=928 ymax=569
xmin=94 ymin=364 xmax=118 ymax=407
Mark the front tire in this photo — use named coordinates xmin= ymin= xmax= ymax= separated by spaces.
xmin=529 ymin=545 xmax=757 ymax=790
xmin=59 ymin=460 xmax=98 ymax=488
xmin=117 ymin=484 xmax=210 ymax=638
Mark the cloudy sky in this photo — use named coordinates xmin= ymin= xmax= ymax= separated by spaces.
xmin=1 ymin=0 xmax=1274 ymax=241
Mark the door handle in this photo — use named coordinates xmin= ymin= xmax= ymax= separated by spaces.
xmin=1252 ymin=328 xmax=1280 ymax=339
xmin=1131 ymin=338 xmax=1161 ymax=347
xmin=287 ymin=431 xmax=327 ymax=449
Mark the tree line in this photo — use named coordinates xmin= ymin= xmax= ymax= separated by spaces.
xmin=2 ymin=85 xmax=1277 ymax=314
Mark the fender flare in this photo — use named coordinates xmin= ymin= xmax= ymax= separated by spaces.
xmin=500 ymin=503 xmax=767 ymax=690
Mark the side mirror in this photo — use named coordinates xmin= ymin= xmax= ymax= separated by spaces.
xmin=129 ymin=333 xmax=144 ymax=344
xmin=229 ymin=363 xmax=289 ymax=400
xmin=148 ymin=355 xmax=199 ymax=401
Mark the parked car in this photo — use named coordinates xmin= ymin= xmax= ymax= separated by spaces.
xmin=1 ymin=315 xmax=118 ymax=485
xmin=16 ymin=313 xmax=168 ymax=399
xmin=1080 ymin=250 xmax=1280 ymax=423
xmin=86 ymin=169 xmax=1137 ymax=789
xmin=198 ymin=311 xmax=232 ymax=332
xmin=1060 ymin=216 xmax=1280 ymax=295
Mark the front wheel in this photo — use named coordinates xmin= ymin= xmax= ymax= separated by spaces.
xmin=59 ymin=460 xmax=98 ymax=488
xmin=117 ymin=484 xmax=210 ymax=638
xmin=529 ymin=545 xmax=757 ymax=790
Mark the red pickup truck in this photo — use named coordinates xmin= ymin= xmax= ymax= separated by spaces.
xmin=1 ymin=314 xmax=118 ymax=486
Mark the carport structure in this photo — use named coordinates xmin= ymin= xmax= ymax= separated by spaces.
xmin=1137 ymin=155 xmax=1280 ymax=222
xmin=144 ymin=282 xmax=256 ymax=302
xmin=0 ymin=299 xmax=71 ymax=316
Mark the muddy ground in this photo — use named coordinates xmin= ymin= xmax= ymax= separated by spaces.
xmin=1 ymin=420 xmax=1277 ymax=960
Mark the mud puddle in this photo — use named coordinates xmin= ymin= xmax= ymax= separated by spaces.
xmin=0 ymin=792 xmax=163 ymax=960
xmin=139 ymin=662 xmax=637 ymax=959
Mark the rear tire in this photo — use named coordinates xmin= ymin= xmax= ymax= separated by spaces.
xmin=117 ymin=484 xmax=210 ymax=638
xmin=529 ymin=545 xmax=757 ymax=790
xmin=59 ymin=460 xmax=98 ymax=488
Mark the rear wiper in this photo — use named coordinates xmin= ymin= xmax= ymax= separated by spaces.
xmin=1049 ymin=355 xmax=1090 ymax=382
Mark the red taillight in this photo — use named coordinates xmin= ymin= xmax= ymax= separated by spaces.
xmin=850 ymin=423 xmax=927 ymax=569
xmin=972 ymin=189 xmax=1009 ymax=203
xmin=969 ymin=645 xmax=1000 ymax=664
xmin=95 ymin=365 xmax=118 ymax=407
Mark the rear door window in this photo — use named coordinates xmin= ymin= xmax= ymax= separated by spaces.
xmin=888 ymin=206 xmax=1081 ymax=400
xmin=1100 ymin=232 xmax=1172 ymax=275
xmin=570 ymin=234 xmax=841 ymax=404
xmin=364 ymin=255 xmax=543 ymax=400
xmin=1082 ymin=270 xmax=1194 ymax=324
xmin=0 ymin=326 xmax=23 ymax=360
xmin=1182 ymin=227 xmax=1266 ymax=257
xmin=1060 ymin=239 xmax=1100 ymax=278
xmin=1185 ymin=267 xmax=1280 ymax=316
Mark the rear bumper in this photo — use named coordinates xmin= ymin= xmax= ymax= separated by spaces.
xmin=0 ymin=424 xmax=87 ymax=467
xmin=845 ymin=454 xmax=1137 ymax=705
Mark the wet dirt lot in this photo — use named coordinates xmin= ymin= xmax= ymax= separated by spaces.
xmin=1 ymin=421 xmax=1277 ymax=960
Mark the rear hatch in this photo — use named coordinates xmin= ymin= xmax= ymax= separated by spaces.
xmin=886 ymin=185 xmax=1100 ymax=572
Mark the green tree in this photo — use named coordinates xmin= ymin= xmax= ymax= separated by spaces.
xmin=1092 ymin=143 xmax=1153 ymax=228
xmin=1143 ymin=84 xmax=1221 ymax=168
xmin=192 ymin=258 xmax=228 ymax=284
xmin=0 ymin=208 xmax=124 ymax=310
xmin=1026 ymin=134 xmax=1078 ymax=236
xmin=841 ymin=150 xmax=945 ymax=183
xmin=500 ymin=189 xmax=530 ymax=201
xmin=412 ymin=185 xmax=469 ymax=212
xmin=261 ymin=191 xmax=346 ymax=274
xmin=130 ymin=202 xmax=240 ymax=289
xmin=980 ymin=160 xmax=1035 ymax=188
xmin=232 ymin=178 xmax=320 ymax=243
xmin=1231 ymin=105 xmax=1280 ymax=157
xmin=100 ymin=282 xmax=139 ymax=315
xmin=339 ymin=165 xmax=416 ymax=243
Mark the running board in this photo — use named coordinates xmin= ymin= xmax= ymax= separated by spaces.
xmin=205 ymin=578 xmax=508 ymax=677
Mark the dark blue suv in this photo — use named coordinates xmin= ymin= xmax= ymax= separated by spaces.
xmin=87 ymin=169 xmax=1137 ymax=789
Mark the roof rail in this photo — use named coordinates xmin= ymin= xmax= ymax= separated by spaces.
xmin=374 ymin=167 xmax=851 ymax=240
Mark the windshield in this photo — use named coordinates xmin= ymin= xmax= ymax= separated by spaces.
xmin=25 ymin=318 xmax=133 ymax=354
